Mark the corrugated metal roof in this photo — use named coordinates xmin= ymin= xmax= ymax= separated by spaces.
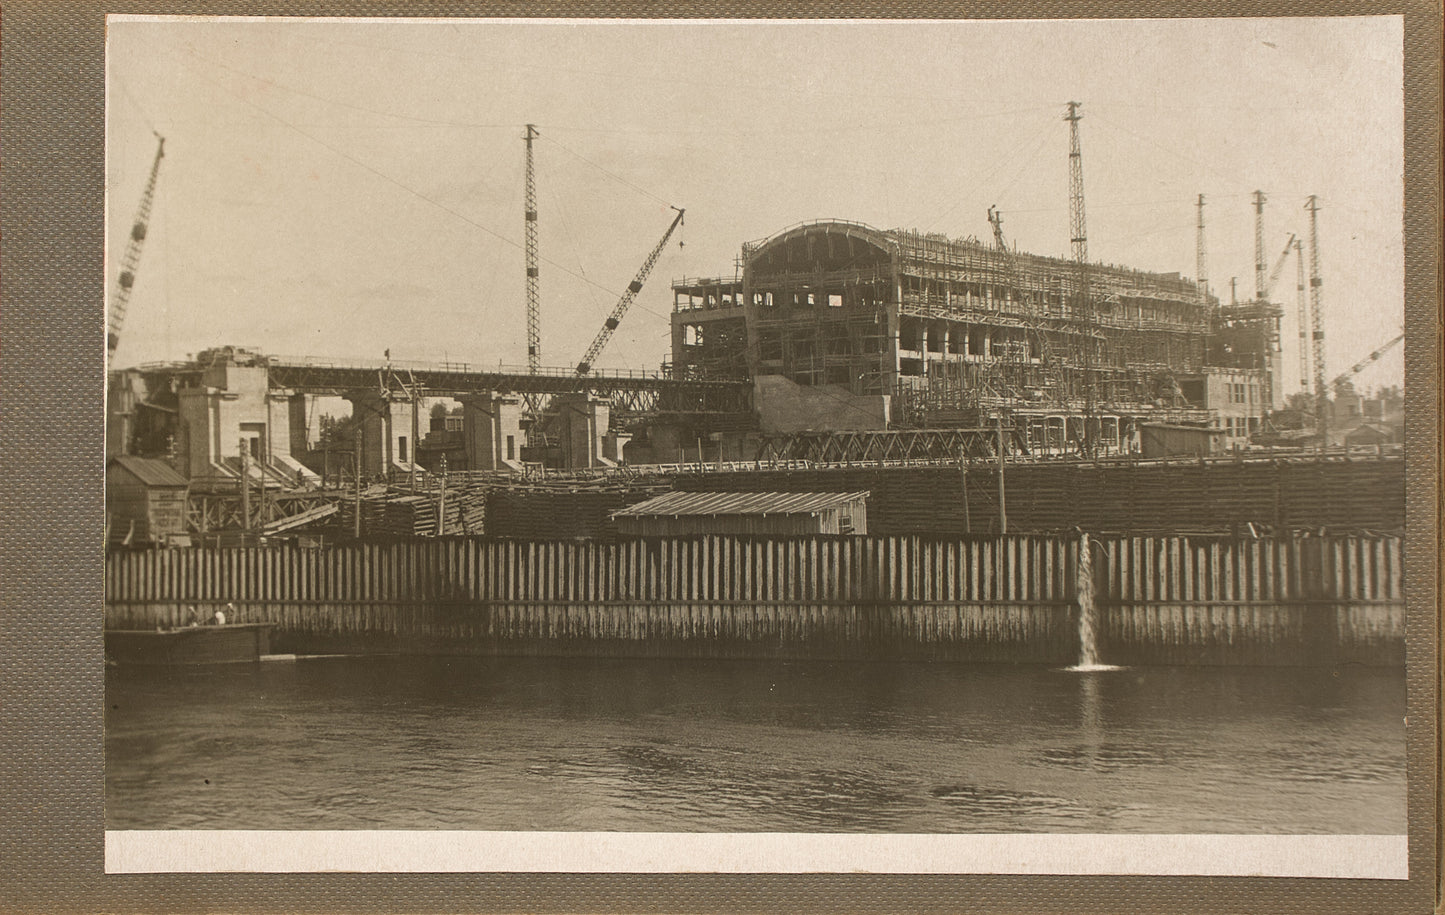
xmin=109 ymin=455 xmax=189 ymax=488
xmin=1139 ymin=423 xmax=1224 ymax=434
xmin=614 ymin=491 xmax=869 ymax=518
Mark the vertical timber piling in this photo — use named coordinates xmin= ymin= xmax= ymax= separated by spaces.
xmin=105 ymin=532 xmax=1403 ymax=666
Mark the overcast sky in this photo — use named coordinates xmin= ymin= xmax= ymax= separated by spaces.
xmin=107 ymin=16 xmax=1404 ymax=393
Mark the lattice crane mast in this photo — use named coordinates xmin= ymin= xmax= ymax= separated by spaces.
xmin=523 ymin=124 xmax=541 ymax=374
xmin=1305 ymin=195 xmax=1328 ymax=431
xmin=575 ymin=206 xmax=684 ymax=375
xmin=107 ymin=132 xmax=165 ymax=360
xmin=1294 ymin=237 xmax=1309 ymax=391
xmin=1064 ymin=101 xmax=1096 ymax=454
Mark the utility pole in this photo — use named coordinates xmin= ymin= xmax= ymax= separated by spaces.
xmin=995 ymin=416 xmax=1008 ymax=534
xmin=410 ymin=386 xmax=420 ymax=493
xmin=1195 ymin=193 xmax=1208 ymax=303
xmin=238 ymin=437 xmax=251 ymax=533
xmin=353 ymin=427 xmax=363 ymax=539
xmin=958 ymin=444 xmax=972 ymax=534
xmin=1294 ymin=237 xmax=1310 ymax=394
xmin=437 ymin=454 xmax=448 ymax=537
xmin=1306 ymin=195 xmax=1328 ymax=445
xmin=524 ymin=124 xmax=541 ymax=374
xmin=1065 ymin=101 xmax=1095 ymax=456
xmin=1252 ymin=190 xmax=1268 ymax=301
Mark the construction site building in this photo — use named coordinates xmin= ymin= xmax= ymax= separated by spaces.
xmin=673 ymin=220 xmax=1270 ymax=455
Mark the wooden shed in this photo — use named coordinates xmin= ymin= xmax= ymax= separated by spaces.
xmin=1138 ymin=423 xmax=1224 ymax=458
xmin=1344 ymin=422 xmax=1399 ymax=448
xmin=612 ymin=491 xmax=869 ymax=537
xmin=107 ymin=456 xmax=189 ymax=546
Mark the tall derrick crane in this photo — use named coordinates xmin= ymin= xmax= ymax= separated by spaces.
xmin=1305 ymin=195 xmax=1328 ymax=434
xmin=1252 ymin=190 xmax=1268 ymax=300
xmin=523 ymin=124 xmax=541 ymax=374
xmin=1064 ymin=101 xmax=1097 ymax=454
xmin=107 ymin=132 xmax=165 ymax=361
xmin=1195 ymin=193 xmax=1209 ymax=303
xmin=575 ymin=206 xmax=685 ymax=375
xmin=1330 ymin=333 xmax=1403 ymax=390
xmin=1294 ymin=237 xmax=1309 ymax=391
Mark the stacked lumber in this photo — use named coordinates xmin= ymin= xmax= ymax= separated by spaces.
xmin=334 ymin=490 xmax=461 ymax=538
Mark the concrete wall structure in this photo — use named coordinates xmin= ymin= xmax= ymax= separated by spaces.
xmin=176 ymin=362 xmax=271 ymax=480
xmin=1192 ymin=367 xmax=1268 ymax=446
xmin=753 ymin=375 xmax=890 ymax=434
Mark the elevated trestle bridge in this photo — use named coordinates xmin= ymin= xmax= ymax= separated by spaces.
xmin=131 ymin=350 xmax=755 ymax=430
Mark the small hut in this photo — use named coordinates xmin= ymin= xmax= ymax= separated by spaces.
xmin=612 ymin=491 xmax=869 ymax=537
xmin=1344 ymin=422 xmax=1399 ymax=448
xmin=1138 ymin=423 xmax=1224 ymax=458
xmin=106 ymin=456 xmax=189 ymax=546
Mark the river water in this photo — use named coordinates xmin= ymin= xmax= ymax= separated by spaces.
xmin=105 ymin=656 xmax=1405 ymax=833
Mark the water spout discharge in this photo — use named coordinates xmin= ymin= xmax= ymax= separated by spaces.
xmin=1067 ymin=532 xmax=1122 ymax=672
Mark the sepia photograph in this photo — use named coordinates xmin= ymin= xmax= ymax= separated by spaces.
xmin=99 ymin=15 xmax=1412 ymax=876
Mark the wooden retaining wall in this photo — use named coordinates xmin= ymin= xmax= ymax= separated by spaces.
xmin=105 ymin=533 xmax=1404 ymax=666
xmin=1092 ymin=534 xmax=1405 ymax=666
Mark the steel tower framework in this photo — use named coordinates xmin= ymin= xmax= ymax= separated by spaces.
xmin=1306 ymin=195 xmax=1328 ymax=433
xmin=1064 ymin=102 xmax=1096 ymax=446
xmin=1295 ymin=237 xmax=1309 ymax=392
xmin=1252 ymin=190 xmax=1268 ymax=300
xmin=1195 ymin=193 xmax=1208 ymax=304
xmin=524 ymin=124 xmax=541 ymax=374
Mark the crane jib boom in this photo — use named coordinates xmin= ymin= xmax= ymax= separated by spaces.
xmin=1262 ymin=232 xmax=1296 ymax=301
xmin=575 ymin=207 xmax=685 ymax=375
xmin=107 ymin=133 xmax=166 ymax=359
xmin=1331 ymin=333 xmax=1404 ymax=388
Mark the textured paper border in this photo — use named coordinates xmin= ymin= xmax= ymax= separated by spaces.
xmin=1 ymin=2 xmax=1437 ymax=913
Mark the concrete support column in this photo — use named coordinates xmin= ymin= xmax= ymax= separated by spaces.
xmin=262 ymin=389 xmax=322 ymax=486
xmin=343 ymin=391 xmax=388 ymax=478
xmin=287 ymin=393 xmax=310 ymax=455
xmin=344 ymin=391 xmax=415 ymax=478
xmin=176 ymin=386 xmax=210 ymax=479
xmin=461 ymin=392 xmax=525 ymax=472
xmin=264 ymin=390 xmax=296 ymax=463
xmin=555 ymin=393 xmax=616 ymax=469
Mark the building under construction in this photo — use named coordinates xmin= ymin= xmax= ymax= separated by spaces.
xmin=672 ymin=218 xmax=1272 ymax=456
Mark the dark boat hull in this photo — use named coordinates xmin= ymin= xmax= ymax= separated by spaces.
xmin=105 ymin=624 xmax=272 ymax=666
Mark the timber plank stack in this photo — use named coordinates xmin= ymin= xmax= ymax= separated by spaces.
xmin=334 ymin=491 xmax=462 ymax=538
